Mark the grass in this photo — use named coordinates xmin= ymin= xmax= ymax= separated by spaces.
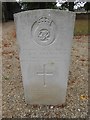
xmin=74 ymin=19 xmax=89 ymax=35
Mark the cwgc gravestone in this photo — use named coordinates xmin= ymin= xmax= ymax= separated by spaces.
xmin=14 ymin=9 xmax=75 ymax=105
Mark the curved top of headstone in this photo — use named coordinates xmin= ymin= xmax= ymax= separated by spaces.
xmin=14 ymin=9 xmax=75 ymax=17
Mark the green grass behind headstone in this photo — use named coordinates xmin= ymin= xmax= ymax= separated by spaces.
xmin=74 ymin=19 xmax=89 ymax=35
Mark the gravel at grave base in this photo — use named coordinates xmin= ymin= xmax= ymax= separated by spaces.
xmin=2 ymin=22 xmax=88 ymax=118
xmin=0 ymin=23 xmax=2 ymax=119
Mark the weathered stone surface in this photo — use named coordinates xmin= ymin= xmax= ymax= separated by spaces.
xmin=14 ymin=9 xmax=75 ymax=105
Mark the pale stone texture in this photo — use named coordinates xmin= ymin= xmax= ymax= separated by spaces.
xmin=14 ymin=9 xmax=75 ymax=105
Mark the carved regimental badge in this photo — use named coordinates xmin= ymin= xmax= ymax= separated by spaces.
xmin=31 ymin=17 xmax=56 ymax=46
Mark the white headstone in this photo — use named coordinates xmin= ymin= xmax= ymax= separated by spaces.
xmin=14 ymin=9 xmax=75 ymax=105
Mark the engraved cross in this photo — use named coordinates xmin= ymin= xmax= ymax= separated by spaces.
xmin=37 ymin=64 xmax=53 ymax=87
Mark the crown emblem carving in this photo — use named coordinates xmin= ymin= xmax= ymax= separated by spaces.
xmin=31 ymin=16 xmax=56 ymax=46
xmin=37 ymin=17 xmax=52 ymax=26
